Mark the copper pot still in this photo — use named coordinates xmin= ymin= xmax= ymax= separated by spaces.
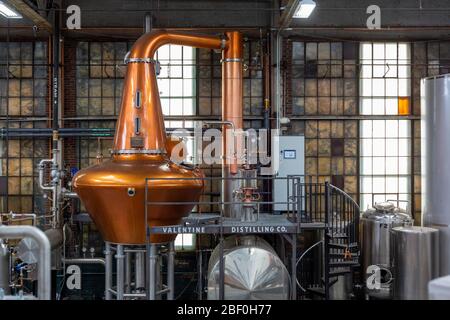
xmin=73 ymin=31 xmax=243 ymax=244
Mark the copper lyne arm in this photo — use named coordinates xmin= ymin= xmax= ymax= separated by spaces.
xmin=129 ymin=31 xmax=227 ymax=59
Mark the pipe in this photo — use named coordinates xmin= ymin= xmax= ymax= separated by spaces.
xmin=0 ymin=225 xmax=51 ymax=300
xmin=52 ymin=6 xmax=60 ymax=150
xmin=125 ymin=251 xmax=132 ymax=294
xmin=135 ymin=251 xmax=145 ymax=290
xmin=116 ymin=244 xmax=125 ymax=300
xmin=148 ymin=244 xmax=157 ymax=300
xmin=105 ymin=242 xmax=112 ymax=300
xmin=62 ymin=258 xmax=105 ymax=266
xmin=167 ymin=242 xmax=175 ymax=300
xmin=222 ymin=31 xmax=243 ymax=174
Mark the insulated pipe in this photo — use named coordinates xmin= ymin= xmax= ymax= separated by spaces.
xmin=0 ymin=226 xmax=51 ymax=300
xmin=116 ymin=244 xmax=125 ymax=300
xmin=62 ymin=258 xmax=105 ymax=266
xmin=135 ymin=251 xmax=145 ymax=290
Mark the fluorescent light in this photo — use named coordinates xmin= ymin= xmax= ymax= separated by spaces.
xmin=0 ymin=1 xmax=22 ymax=19
xmin=293 ymin=0 xmax=316 ymax=19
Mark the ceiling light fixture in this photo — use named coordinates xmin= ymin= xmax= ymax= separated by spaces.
xmin=0 ymin=1 xmax=22 ymax=19
xmin=293 ymin=0 xmax=316 ymax=19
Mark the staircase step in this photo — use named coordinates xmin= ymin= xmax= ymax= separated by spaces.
xmin=327 ymin=233 xmax=349 ymax=239
xmin=329 ymin=252 xmax=358 ymax=258
xmin=328 ymin=242 xmax=358 ymax=250
xmin=329 ymin=269 xmax=352 ymax=277
xmin=329 ymin=261 xmax=360 ymax=267
xmin=307 ymin=286 xmax=325 ymax=297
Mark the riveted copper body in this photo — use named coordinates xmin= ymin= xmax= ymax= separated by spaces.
xmin=73 ymin=31 xmax=226 ymax=244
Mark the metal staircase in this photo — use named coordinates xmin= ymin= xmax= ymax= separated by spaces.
xmin=298 ymin=182 xmax=360 ymax=300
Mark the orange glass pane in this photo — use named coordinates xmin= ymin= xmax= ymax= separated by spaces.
xmin=398 ymin=97 xmax=410 ymax=115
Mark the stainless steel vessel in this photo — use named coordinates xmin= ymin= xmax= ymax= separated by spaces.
xmin=207 ymin=235 xmax=290 ymax=300
xmin=361 ymin=202 xmax=412 ymax=299
xmin=421 ymin=74 xmax=450 ymax=276
xmin=391 ymin=226 xmax=439 ymax=300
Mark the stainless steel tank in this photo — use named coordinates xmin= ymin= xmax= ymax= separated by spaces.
xmin=391 ymin=226 xmax=439 ymax=300
xmin=361 ymin=202 xmax=412 ymax=299
xmin=421 ymin=74 xmax=450 ymax=276
xmin=207 ymin=235 xmax=290 ymax=300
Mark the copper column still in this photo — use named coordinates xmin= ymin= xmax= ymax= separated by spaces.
xmin=73 ymin=31 xmax=243 ymax=244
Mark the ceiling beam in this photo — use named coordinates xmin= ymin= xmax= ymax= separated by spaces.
xmin=278 ymin=0 xmax=300 ymax=30
xmin=6 ymin=0 xmax=52 ymax=33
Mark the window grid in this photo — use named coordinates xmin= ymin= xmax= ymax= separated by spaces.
xmin=360 ymin=42 xmax=412 ymax=212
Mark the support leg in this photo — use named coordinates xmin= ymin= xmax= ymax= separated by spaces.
xmin=168 ymin=242 xmax=175 ymax=300
xmin=116 ymin=244 xmax=125 ymax=300
xmin=148 ymin=244 xmax=157 ymax=300
xmin=105 ymin=242 xmax=112 ymax=300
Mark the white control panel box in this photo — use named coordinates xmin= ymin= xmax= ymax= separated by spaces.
xmin=273 ymin=135 xmax=305 ymax=212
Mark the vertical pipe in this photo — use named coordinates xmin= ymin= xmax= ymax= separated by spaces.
xmin=135 ymin=251 xmax=145 ymax=290
xmin=149 ymin=244 xmax=157 ymax=300
xmin=291 ymin=235 xmax=297 ymax=300
xmin=116 ymin=244 xmax=125 ymax=300
xmin=125 ymin=251 xmax=132 ymax=294
xmin=222 ymin=31 xmax=243 ymax=218
xmin=145 ymin=13 xmax=152 ymax=33
xmin=167 ymin=242 xmax=175 ymax=300
xmin=105 ymin=242 xmax=112 ymax=300
xmin=197 ymin=249 xmax=203 ymax=300
xmin=218 ymin=237 xmax=225 ymax=299
xmin=52 ymin=6 xmax=60 ymax=150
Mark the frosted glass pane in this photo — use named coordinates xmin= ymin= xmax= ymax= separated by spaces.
xmin=170 ymin=79 xmax=183 ymax=96
xmin=361 ymin=120 xmax=372 ymax=138
xmin=385 ymin=79 xmax=398 ymax=96
xmin=362 ymin=194 xmax=373 ymax=211
xmin=385 ymin=43 xmax=397 ymax=59
xmin=373 ymin=158 xmax=385 ymax=174
xmin=373 ymin=65 xmax=385 ymax=78
xmin=373 ymin=44 xmax=385 ymax=59
xmin=386 ymin=98 xmax=398 ymax=115
xmin=361 ymin=65 xmax=372 ymax=78
xmin=399 ymin=177 xmax=409 ymax=193
xmin=183 ymin=47 xmax=194 ymax=60
xmin=372 ymin=121 xmax=385 ymax=138
xmin=361 ymin=176 xmax=373 ymax=193
xmin=158 ymin=79 xmax=170 ymax=96
xmin=372 ymin=79 xmax=385 ymax=96
xmin=399 ymin=79 xmax=409 ymax=96
xmin=170 ymin=45 xmax=182 ymax=60
xmin=373 ymin=177 xmax=385 ymax=193
xmin=361 ymin=79 xmax=372 ymax=96
xmin=183 ymin=79 xmax=194 ymax=96
xmin=361 ymin=139 xmax=373 ymax=156
xmin=386 ymin=120 xmax=398 ymax=137
xmin=361 ymin=157 xmax=373 ymax=174
xmin=398 ymin=61 xmax=410 ymax=78
xmin=161 ymin=98 xmax=170 ymax=114
xmin=398 ymin=157 xmax=409 ymax=174
xmin=385 ymin=60 xmax=397 ymax=77
xmin=386 ymin=157 xmax=398 ymax=174
xmin=170 ymin=65 xmax=182 ymax=78
xmin=372 ymin=139 xmax=385 ymax=156
xmin=399 ymin=139 xmax=410 ymax=156
xmin=361 ymin=98 xmax=372 ymax=115
xmin=372 ymin=98 xmax=385 ymax=115
xmin=361 ymin=43 xmax=372 ymax=60
xmin=374 ymin=194 xmax=387 ymax=204
xmin=171 ymin=99 xmax=183 ymax=115
xmin=399 ymin=120 xmax=410 ymax=137
xmin=386 ymin=139 xmax=398 ymax=156
xmin=157 ymin=45 xmax=170 ymax=60
xmin=386 ymin=177 xmax=399 ymax=193
xmin=398 ymin=43 xmax=409 ymax=60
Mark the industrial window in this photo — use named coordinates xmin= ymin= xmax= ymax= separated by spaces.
xmin=0 ymin=42 xmax=50 ymax=214
xmin=157 ymin=44 xmax=196 ymax=165
xmin=360 ymin=43 xmax=411 ymax=211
